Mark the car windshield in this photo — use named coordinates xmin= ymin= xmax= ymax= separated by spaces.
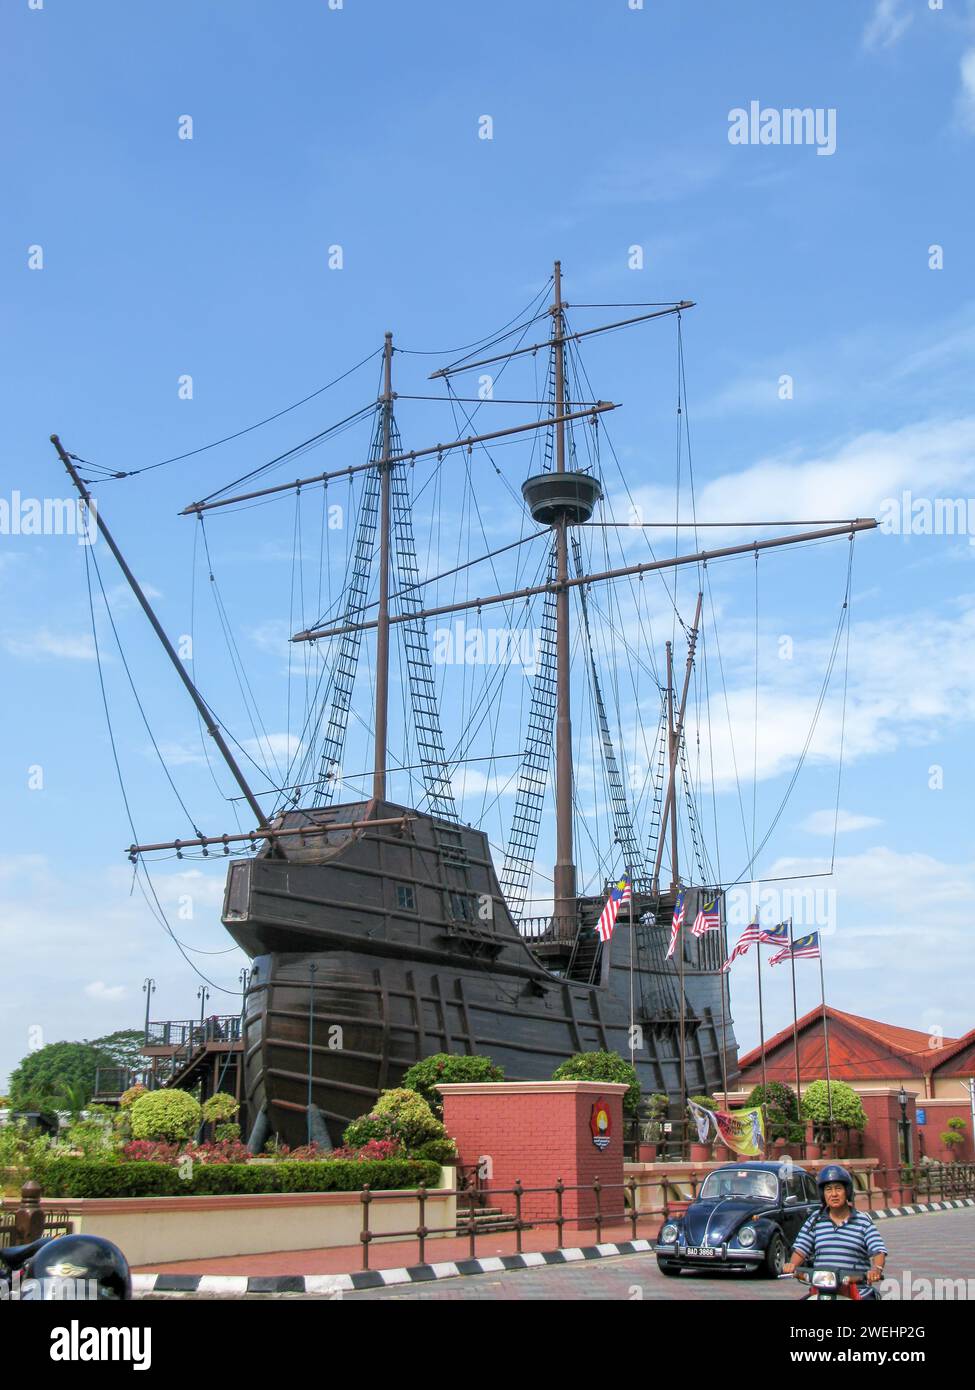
xmin=699 ymin=1169 xmax=778 ymax=1202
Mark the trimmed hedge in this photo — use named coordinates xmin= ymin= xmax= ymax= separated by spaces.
xmin=33 ymin=1158 xmax=442 ymax=1199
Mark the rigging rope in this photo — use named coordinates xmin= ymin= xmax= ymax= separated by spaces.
xmin=82 ymin=545 xmax=240 ymax=992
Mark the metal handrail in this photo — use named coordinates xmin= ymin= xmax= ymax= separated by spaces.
xmin=355 ymin=1162 xmax=975 ymax=1269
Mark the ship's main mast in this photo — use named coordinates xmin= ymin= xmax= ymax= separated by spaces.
xmin=373 ymin=331 xmax=393 ymax=801
xmin=56 ymin=266 xmax=879 ymax=879
xmin=551 ymin=262 xmax=578 ymax=925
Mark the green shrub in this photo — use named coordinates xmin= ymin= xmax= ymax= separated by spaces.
xmin=201 ymin=1093 xmax=239 ymax=1124
xmin=119 ymin=1085 xmax=146 ymax=1111
xmin=0 ymin=1120 xmax=53 ymax=1181
xmin=342 ymin=1112 xmax=393 ymax=1148
xmin=410 ymin=1137 xmax=458 ymax=1165
xmin=746 ymin=1081 xmax=800 ymax=1142
xmin=551 ymin=1051 xmax=641 ymax=1114
xmin=401 ymin=1054 xmax=504 ymax=1116
xmin=33 ymin=1157 xmax=441 ymax=1198
xmin=800 ymin=1080 xmax=867 ymax=1134
xmin=215 ymin=1123 xmax=241 ymax=1143
xmin=130 ymin=1090 xmax=202 ymax=1142
xmin=63 ymin=1109 xmax=117 ymax=1159
xmin=342 ymin=1089 xmax=449 ymax=1156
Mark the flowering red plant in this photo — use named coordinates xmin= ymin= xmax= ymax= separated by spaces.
xmin=122 ymin=1140 xmax=181 ymax=1164
xmin=328 ymin=1138 xmax=402 ymax=1161
xmin=183 ymin=1139 xmax=251 ymax=1165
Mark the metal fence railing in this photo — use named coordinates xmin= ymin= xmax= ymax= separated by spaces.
xmin=354 ymin=1162 xmax=975 ymax=1269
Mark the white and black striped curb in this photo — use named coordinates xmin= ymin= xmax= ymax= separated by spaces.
xmin=872 ymin=1196 xmax=975 ymax=1221
xmin=132 ymin=1238 xmax=656 ymax=1295
xmin=132 ymin=1202 xmax=975 ymax=1297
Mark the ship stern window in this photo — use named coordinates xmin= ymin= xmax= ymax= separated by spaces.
xmin=396 ymin=883 xmax=416 ymax=912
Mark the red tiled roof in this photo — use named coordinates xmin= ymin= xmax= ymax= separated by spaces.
xmin=930 ymin=1026 xmax=975 ymax=1074
xmin=737 ymin=1007 xmax=960 ymax=1075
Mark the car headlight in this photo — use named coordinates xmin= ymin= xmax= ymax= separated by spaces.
xmin=660 ymin=1223 xmax=679 ymax=1244
xmin=736 ymin=1225 xmax=757 ymax=1247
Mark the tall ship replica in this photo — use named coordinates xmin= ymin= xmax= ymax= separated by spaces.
xmin=52 ymin=264 xmax=875 ymax=1147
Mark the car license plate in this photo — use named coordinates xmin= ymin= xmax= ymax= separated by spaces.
xmin=684 ymin=1246 xmax=720 ymax=1258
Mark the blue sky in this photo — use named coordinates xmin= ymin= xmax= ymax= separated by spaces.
xmin=2 ymin=0 xmax=974 ymax=1091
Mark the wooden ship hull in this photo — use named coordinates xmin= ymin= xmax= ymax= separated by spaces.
xmin=224 ymin=799 xmax=737 ymax=1147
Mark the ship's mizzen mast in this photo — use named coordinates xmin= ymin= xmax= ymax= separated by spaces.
xmin=653 ymin=591 xmax=704 ymax=894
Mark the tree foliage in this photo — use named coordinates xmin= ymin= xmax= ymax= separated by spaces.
xmin=91 ymin=1030 xmax=146 ymax=1071
xmin=9 ymin=1041 xmax=109 ymax=1111
xmin=800 ymin=1080 xmax=867 ymax=1132
xmin=8 ymin=1029 xmax=144 ymax=1112
xmin=130 ymin=1090 xmax=202 ymax=1141
xmin=551 ymin=1050 xmax=641 ymax=1113
xmin=342 ymin=1088 xmax=450 ymax=1154
xmin=401 ymin=1053 xmax=504 ymax=1115
xmin=746 ymin=1081 xmax=803 ymax=1142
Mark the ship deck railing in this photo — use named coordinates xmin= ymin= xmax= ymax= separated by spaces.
xmin=516 ymin=915 xmax=582 ymax=945
xmin=144 ymin=1017 xmax=242 ymax=1052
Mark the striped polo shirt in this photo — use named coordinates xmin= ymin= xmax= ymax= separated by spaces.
xmin=792 ymin=1206 xmax=887 ymax=1270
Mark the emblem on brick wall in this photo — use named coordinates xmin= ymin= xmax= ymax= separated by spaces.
xmin=590 ymin=1098 xmax=611 ymax=1150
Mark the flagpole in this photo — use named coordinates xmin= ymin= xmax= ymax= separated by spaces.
xmin=756 ymin=924 xmax=767 ymax=1100
xmin=679 ymin=889 xmax=686 ymax=1151
xmin=819 ymin=941 xmax=834 ymax=1131
xmin=718 ymin=906 xmax=729 ymax=1106
xmin=627 ymin=870 xmax=635 ymax=1072
xmin=789 ymin=916 xmax=802 ymax=1115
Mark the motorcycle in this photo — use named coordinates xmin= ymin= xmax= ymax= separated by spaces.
xmin=1 ymin=1233 xmax=131 ymax=1300
xmin=781 ymin=1263 xmax=884 ymax=1301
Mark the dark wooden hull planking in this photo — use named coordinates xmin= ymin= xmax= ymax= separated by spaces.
xmin=222 ymin=799 xmax=738 ymax=1146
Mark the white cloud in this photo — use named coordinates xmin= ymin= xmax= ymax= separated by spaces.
xmin=4 ymin=629 xmax=97 ymax=660
xmin=154 ymin=740 xmax=207 ymax=768
xmin=0 ymin=856 xmax=247 ymax=1090
xmin=611 ymin=416 xmax=975 ymax=537
xmin=730 ymin=844 xmax=975 ymax=1049
xmin=863 ymin=0 xmax=913 ymax=51
xmin=84 ymin=981 xmax=127 ymax=1002
xmin=800 ymin=809 xmax=883 ymax=835
xmin=958 ymin=48 xmax=975 ymax=134
xmin=241 ymin=732 xmax=302 ymax=765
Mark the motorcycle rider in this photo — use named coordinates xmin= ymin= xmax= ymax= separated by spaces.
xmin=782 ymin=1164 xmax=887 ymax=1296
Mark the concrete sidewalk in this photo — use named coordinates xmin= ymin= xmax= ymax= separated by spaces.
xmin=133 ymin=1218 xmax=646 ymax=1277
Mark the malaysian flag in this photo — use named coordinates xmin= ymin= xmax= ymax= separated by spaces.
xmin=692 ymin=894 xmax=722 ymax=937
xmin=665 ymin=889 xmax=686 ymax=959
xmin=759 ymin=921 xmax=790 ymax=948
xmin=595 ymin=877 xmax=632 ymax=943
xmin=719 ymin=916 xmax=762 ymax=972
xmin=769 ymin=931 xmax=821 ymax=966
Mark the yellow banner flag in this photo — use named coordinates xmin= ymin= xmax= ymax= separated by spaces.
xmin=713 ymin=1106 xmax=766 ymax=1157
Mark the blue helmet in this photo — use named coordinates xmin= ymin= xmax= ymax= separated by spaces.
xmin=817 ymin=1164 xmax=853 ymax=1203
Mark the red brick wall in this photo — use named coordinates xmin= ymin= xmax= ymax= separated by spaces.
xmin=440 ymin=1084 xmax=626 ymax=1231
xmin=915 ymin=1100 xmax=974 ymax=1163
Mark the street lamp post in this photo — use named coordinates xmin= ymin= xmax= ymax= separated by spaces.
xmin=897 ymin=1086 xmax=911 ymax=1166
xmin=142 ymin=977 xmax=156 ymax=1044
xmin=197 ymin=985 xmax=210 ymax=1030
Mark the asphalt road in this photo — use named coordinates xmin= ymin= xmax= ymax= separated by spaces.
xmin=338 ymin=1207 xmax=975 ymax=1301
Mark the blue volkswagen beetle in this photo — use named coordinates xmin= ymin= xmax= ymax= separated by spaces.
xmin=654 ymin=1161 xmax=821 ymax=1277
